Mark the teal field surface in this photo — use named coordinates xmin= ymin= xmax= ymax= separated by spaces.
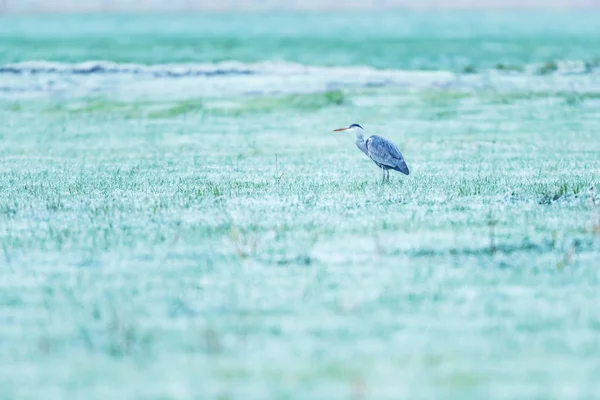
xmin=1 ymin=12 xmax=600 ymax=399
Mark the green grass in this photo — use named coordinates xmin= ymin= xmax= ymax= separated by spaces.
xmin=1 ymin=84 xmax=600 ymax=399
xmin=39 ymin=91 xmax=346 ymax=120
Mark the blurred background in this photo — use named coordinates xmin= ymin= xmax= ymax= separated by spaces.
xmin=1 ymin=0 xmax=600 ymax=12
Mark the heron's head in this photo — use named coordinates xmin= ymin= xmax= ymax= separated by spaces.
xmin=333 ymin=123 xmax=364 ymax=134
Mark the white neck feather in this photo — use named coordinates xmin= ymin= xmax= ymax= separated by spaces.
xmin=354 ymin=130 xmax=368 ymax=155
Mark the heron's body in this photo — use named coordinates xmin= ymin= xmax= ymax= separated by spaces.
xmin=335 ymin=123 xmax=409 ymax=182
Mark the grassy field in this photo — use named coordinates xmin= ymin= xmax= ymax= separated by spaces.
xmin=1 ymin=82 xmax=600 ymax=398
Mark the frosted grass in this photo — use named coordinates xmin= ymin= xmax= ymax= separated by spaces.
xmin=1 ymin=83 xmax=600 ymax=399
xmin=2 ymin=12 xmax=600 ymax=400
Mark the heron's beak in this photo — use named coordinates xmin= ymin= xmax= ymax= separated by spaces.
xmin=333 ymin=127 xmax=349 ymax=132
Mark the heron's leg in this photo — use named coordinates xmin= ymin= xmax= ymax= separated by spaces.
xmin=385 ymin=170 xmax=390 ymax=182
xmin=381 ymin=167 xmax=385 ymax=183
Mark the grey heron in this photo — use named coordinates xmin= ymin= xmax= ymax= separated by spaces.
xmin=334 ymin=123 xmax=409 ymax=183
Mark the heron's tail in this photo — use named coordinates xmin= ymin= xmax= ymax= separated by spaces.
xmin=394 ymin=160 xmax=409 ymax=175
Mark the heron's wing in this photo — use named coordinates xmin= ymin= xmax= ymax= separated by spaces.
xmin=366 ymin=135 xmax=409 ymax=175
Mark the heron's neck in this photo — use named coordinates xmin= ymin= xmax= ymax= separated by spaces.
xmin=355 ymin=132 xmax=368 ymax=155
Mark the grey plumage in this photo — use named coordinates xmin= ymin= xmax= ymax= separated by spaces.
xmin=334 ymin=123 xmax=409 ymax=183
xmin=365 ymin=135 xmax=409 ymax=176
